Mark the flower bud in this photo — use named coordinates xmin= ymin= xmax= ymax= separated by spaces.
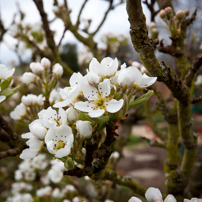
xmin=164 ymin=195 xmax=177 ymax=202
xmin=53 ymin=63 xmax=63 ymax=77
xmin=150 ymin=22 xmax=156 ymax=29
xmin=159 ymin=9 xmax=166 ymax=18
xmin=64 ymin=157 xmax=74 ymax=170
xmin=128 ymin=196 xmax=142 ymax=202
xmin=165 ymin=7 xmax=173 ymax=15
xmin=76 ymin=120 xmax=92 ymax=138
xmin=22 ymin=94 xmax=37 ymax=106
xmin=30 ymin=62 xmax=44 ymax=74
xmin=145 ymin=187 xmax=163 ymax=202
xmin=21 ymin=72 xmax=36 ymax=84
xmin=184 ymin=9 xmax=190 ymax=17
xmin=66 ymin=107 xmax=78 ymax=122
xmin=41 ymin=57 xmax=51 ymax=69
xmin=176 ymin=10 xmax=185 ymax=20
xmin=151 ymin=28 xmax=158 ymax=39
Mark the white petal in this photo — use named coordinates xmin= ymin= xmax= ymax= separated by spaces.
xmin=22 ymin=132 xmax=35 ymax=139
xmin=88 ymin=109 xmax=105 ymax=118
xmin=74 ymin=101 xmax=92 ymax=112
xmin=98 ymin=79 xmax=110 ymax=96
xmin=20 ymin=149 xmax=38 ymax=159
xmin=82 ymin=84 xmax=98 ymax=100
xmin=53 ymin=99 xmax=72 ymax=108
xmin=55 ymin=146 xmax=71 ymax=158
xmin=89 ymin=58 xmax=100 ymax=73
xmin=59 ymin=107 xmax=67 ymax=125
xmin=128 ymin=66 xmax=142 ymax=85
xmin=128 ymin=197 xmax=142 ymax=202
xmin=0 ymin=95 xmax=6 ymax=103
xmin=139 ymin=74 xmax=157 ymax=87
xmin=101 ymin=57 xmax=118 ymax=76
xmin=69 ymin=72 xmax=83 ymax=87
xmin=27 ymin=138 xmax=43 ymax=151
xmin=106 ymin=99 xmax=124 ymax=113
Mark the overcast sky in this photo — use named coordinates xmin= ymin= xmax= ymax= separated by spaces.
xmin=0 ymin=0 xmax=151 ymax=66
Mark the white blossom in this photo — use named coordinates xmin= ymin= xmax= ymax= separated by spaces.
xmin=45 ymin=125 xmax=74 ymax=158
xmin=75 ymin=79 xmax=124 ymax=117
xmin=38 ymin=107 xmax=67 ymax=129
xmin=52 ymin=188 xmax=64 ymax=198
xmin=89 ymin=57 xmax=118 ymax=77
xmin=36 ymin=186 xmax=52 ymax=197
xmin=20 ymin=133 xmax=43 ymax=159
xmin=54 ymin=72 xmax=84 ymax=108
xmin=86 ymin=72 xmax=100 ymax=86
xmin=76 ymin=120 xmax=92 ymax=138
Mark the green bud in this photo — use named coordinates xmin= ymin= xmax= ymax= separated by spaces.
xmin=64 ymin=157 xmax=74 ymax=170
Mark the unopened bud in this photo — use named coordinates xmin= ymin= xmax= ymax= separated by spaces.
xmin=165 ymin=7 xmax=173 ymax=15
xmin=76 ymin=120 xmax=92 ymax=138
xmin=184 ymin=9 xmax=190 ymax=17
xmin=21 ymin=72 xmax=36 ymax=84
xmin=176 ymin=10 xmax=185 ymax=20
xmin=41 ymin=57 xmax=51 ymax=69
xmin=64 ymin=157 xmax=74 ymax=170
xmin=30 ymin=62 xmax=44 ymax=74
xmin=159 ymin=9 xmax=166 ymax=18
xmin=151 ymin=28 xmax=158 ymax=39
xmin=66 ymin=107 xmax=78 ymax=122
xmin=53 ymin=63 xmax=63 ymax=77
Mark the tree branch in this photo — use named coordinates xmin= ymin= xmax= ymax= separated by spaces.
xmin=90 ymin=0 xmax=114 ymax=36
xmin=75 ymin=0 xmax=89 ymax=28
xmin=126 ymin=0 xmax=189 ymax=105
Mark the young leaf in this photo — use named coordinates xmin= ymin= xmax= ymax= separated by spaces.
xmin=129 ymin=90 xmax=154 ymax=108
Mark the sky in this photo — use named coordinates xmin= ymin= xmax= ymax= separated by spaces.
xmin=1 ymin=0 xmax=150 ymax=66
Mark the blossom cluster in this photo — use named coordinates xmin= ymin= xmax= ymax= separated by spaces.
xmin=159 ymin=7 xmax=190 ymax=38
xmin=129 ymin=187 xmax=202 ymax=202
xmin=12 ymin=57 xmax=156 ymax=169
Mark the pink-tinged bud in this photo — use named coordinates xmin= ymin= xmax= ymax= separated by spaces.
xmin=176 ymin=10 xmax=185 ymax=20
xmin=184 ymin=9 xmax=190 ymax=17
xmin=165 ymin=7 xmax=173 ymax=15
xmin=159 ymin=9 xmax=166 ymax=18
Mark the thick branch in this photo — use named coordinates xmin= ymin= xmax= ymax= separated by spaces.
xmin=0 ymin=147 xmax=22 ymax=159
xmin=103 ymin=169 xmax=146 ymax=197
xmin=126 ymin=0 xmax=189 ymax=105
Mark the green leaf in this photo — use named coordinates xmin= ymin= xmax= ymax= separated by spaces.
xmin=0 ymin=77 xmax=12 ymax=92
xmin=2 ymin=85 xmax=20 ymax=98
xmin=129 ymin=90 xmax=154 ymax=108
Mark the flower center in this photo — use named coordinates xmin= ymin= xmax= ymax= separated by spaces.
xmin=53 ymin=140 xmax=66 ymax=151
xmin=53 ymin=116 xmax=62 ymax=126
